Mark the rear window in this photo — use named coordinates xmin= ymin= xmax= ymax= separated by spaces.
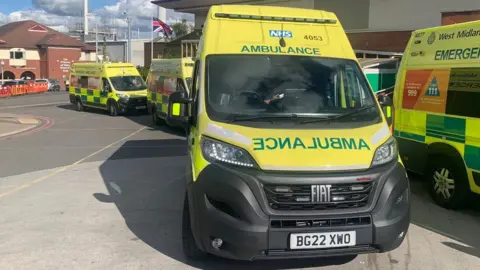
xmin=36 ymin=80 xmax=48 ymax=83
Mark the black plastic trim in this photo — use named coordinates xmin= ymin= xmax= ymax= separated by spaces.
xmin=187 ymin=160 xmax=410 ymax=260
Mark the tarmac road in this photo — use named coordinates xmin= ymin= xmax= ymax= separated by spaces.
xmin=0 ymin=93 xmax=479 ymax=270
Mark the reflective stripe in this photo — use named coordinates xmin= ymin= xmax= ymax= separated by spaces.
xmin=465 ymin=145 xmax=480 ymax=171
xmin=205 ymin=122 xmax=251 ymax=146
xmin=70 ymin=87 xmax=108 ymax=104
xmin=172 ymin=103 xmax=181 ymax=116
xmin=262 ymin=164 xmax=369 ymax=171
xmin=371 ymin=124 xmax=391 ymax=146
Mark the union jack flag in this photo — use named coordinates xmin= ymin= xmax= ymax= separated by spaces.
xmin=152 ymin=17 xmax=173 ymax=37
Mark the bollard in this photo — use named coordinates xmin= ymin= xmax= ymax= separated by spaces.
xmin=0 ymin=86 xmax=11 ymax=98
xmin=27 ymin=82 xmax=33 ymax=94
xmin=33 ymin=82 xmax=39 ymax=93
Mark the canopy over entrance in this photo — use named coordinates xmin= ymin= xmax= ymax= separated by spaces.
xmin=151 ymin=0 xmax=279 ymax=12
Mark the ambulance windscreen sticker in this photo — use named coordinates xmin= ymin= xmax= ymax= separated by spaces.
xmin=425 ymin=77 xmax=440 ymax=96
xmin=402 ymin=69 xmax=449 ymax=113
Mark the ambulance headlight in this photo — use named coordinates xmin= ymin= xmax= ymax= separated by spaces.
xmin=201 ymin=136 xmax=256 ymax=168
xmin=116 ymin=93 xmax=129 ymax=100
xmin=371 ymin=137 xmax=398 ymax=167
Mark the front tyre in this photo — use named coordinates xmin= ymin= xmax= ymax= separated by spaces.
xmin=152 ymin=106 xmax=164 ymax=125
xmin=75 ymin=98 xmax=84 ymax=111
xmin=426 ymin=155 xmax=471 ymax=210
xmin=108 ymin=101 xmax=119 ymax=117
xmin=182 ymin=193 xmax=207 ymax=260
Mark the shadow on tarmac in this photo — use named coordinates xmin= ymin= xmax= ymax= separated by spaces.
xmin=66 ymin=102 xmax=480 ymax=263
xmin=407 ymin=172 xmax=480 ymax=259
xmin=56 ymin=104 xmax=186 ymax=137
xmin=95 ymin=138 xmax=356 ymax=269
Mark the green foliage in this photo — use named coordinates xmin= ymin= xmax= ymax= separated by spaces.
xmin=102 ymin=36 xmax=108 ymax=62
xmin=136 ymin=66 xmax=149 ymax=80
xmin=171 ymin=19 xmax=192 ymax=39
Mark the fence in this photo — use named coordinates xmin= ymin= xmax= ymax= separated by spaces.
xmin=0 ymin=82 xmax=49 ymax=98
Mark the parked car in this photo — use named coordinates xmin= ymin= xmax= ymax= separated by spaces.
xmin=48 ymin=79 xmax=61 ymax=91
xmin=1 ymin=80 xmax=27 ymax=87
xmin=34 ymin=79 xmax=49 ymax=90
xmin=35 ymin=78 xmax=60 ymax=91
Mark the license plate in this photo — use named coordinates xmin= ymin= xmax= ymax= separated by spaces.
xmin=289 ymin=231 xmax=356 ymax=249
xmin=136 ymin=105 xmax=146 ymax=109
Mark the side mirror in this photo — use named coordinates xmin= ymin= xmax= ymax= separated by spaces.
xmin=378 ymin=95 xmax=393 ymax=107
xmin=166 ymin=91 xmax=192 ymax=128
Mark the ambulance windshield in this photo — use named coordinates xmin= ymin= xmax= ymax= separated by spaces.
xmin=110 ymin=75 xmax=147 ymax=91
xmin=205 ymin=54 xmax=380 ymax=125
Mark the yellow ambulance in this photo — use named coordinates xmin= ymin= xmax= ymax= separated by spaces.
xmin=146 ymin=58 xmax=194 ymax=125
xmin=68 ymin=62 xmax=148 ymax=116
xmin=392 ymin=20 xmax=480 ymax=209
xmin=164 ymin=5 xmax=410 ymax=261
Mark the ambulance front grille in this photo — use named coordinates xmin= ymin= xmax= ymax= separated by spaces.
xmin=129 ymin=97 xmax=147 ymax=104
xmin=263 ymin=182 xmax=373 ymax=211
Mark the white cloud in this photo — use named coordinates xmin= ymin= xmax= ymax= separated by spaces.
xmin=0 ymin=0 xmax=194 ymax=33
xmin=49 ymin=25 xmax=69 ymax=33
xmin=33 ymin=0 xmax=83 ymax=17
xmin=0 ymin=12 xmax=7 ymax=24
xmin=0 ymin=9 xmax=77 ymax=30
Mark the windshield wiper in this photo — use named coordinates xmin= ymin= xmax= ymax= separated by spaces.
xmin=298 ymin=105 xmax=377 ymax=124
xmin=228 ymin=114 xmax=300 ymax=123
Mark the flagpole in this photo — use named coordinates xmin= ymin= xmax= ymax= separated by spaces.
xmin=151 ymin=16 xmax=154 ymax=65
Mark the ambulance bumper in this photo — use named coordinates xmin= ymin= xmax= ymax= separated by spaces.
xmin=118 ymin=96 xmax=148 ymax=112
xmin=187 ymin=160 xmax=410 ymax=261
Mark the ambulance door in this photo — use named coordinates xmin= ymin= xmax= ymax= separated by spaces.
xmin=101 ymin=78 xmax=113 ymax=108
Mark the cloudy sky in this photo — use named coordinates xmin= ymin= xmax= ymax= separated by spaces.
xmin=0 ymin=0 xmax=194 ymax=33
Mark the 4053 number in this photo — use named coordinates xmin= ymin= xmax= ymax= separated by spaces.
xmin=304 ymin=35 xmax=323 ymax=41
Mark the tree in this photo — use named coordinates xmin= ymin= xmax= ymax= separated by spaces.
xmin=171 ymin=19 xmax=191 ymax=39
xmin=102 ymin=36 xmax=108 ymax=62
xmin=136 ymin=66 xmax=149 ymax=80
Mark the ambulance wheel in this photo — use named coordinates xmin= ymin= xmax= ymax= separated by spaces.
xmin=75 ymin=98 xmax=84 ymax=111
xmin=182 ymin=193 xmax=207 ymax=260
xmin=152 ymin=106 xmax=164 ymax=125
xmin=108 ymin=101 xmax=119 ymax=117
xmin=426 ymin=155 xmax=470 ymax=210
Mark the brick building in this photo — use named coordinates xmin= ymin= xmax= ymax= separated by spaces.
xmin=0 ymin=20 xmax=96 ymax=88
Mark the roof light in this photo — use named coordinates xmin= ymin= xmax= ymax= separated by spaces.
xmin=214 ymin=13 xmax=337 ymax=24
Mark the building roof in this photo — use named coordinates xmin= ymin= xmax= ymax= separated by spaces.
xmin=346 ymin=30 xmax=413 ymax=53
xmin=152 ymin=0 xmax=245 ymax=12
xmin=0 ymin=20 xmax=95 ymax=51
xmin=358 ymin=58 xmax=399 ymax=68
xmin=441 ymin=9 xmax=480 ymax=26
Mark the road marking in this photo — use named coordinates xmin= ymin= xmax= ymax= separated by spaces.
xmin=109 ymin=182 xmax=122 ymax=194
xmin=0 ymin=126 xmax=146 ymax=199
xmin=0 ymin=145 xmax=185 ymax=150
xmin=0 ymin=102 xmax=68 ymax=110
xmin=0 ymin=125 xmax=37 ymax=139
xmin=0 ymin=116 xmax=54 ymax=140
xmin=16 ymin=118 xmax=40 ymax=125
xmin=48 ymin=128 xmax=142 ymax=131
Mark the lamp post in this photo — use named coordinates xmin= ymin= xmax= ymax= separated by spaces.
xmin=123 ymin=12 xmax=132 ymax=63
xmin=88 ymin=13 xmax=98 ymax=63
xmin=1 ymin=60 xmax=4 ymax=84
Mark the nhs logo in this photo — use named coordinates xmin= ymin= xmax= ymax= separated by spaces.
xmin=269 ymin=30 xmax=293 ymax=38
